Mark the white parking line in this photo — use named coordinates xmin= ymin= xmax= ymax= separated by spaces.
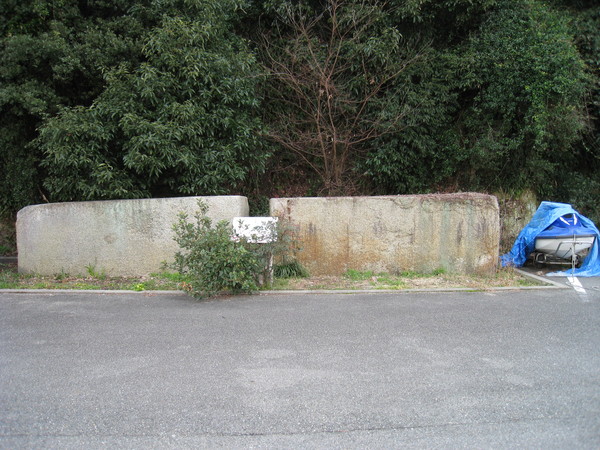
xmin=567 ymin=275 xmax=589 ymax=300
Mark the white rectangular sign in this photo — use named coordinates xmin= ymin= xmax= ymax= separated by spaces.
xmin=232 ymin=217 xmax=278 ymax=244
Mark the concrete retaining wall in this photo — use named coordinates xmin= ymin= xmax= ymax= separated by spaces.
xmin=270 ymin=194 xmax=500 ymax=276
xmin=17 ymin=196 xmax=248 ymax=276
xmin=496 ymin=190 xmax=538 ymax=253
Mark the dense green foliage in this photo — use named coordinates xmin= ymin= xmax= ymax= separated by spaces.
xmin=37 ymin=0 xmax=266 ymax=201
xmin=549 ymin=0 xmax=600 ymax=222
xmin=0 ymin=0 xmax=148 ymax=214
xmin=363 ymin=0 xmax=589 ymax=197
xmin=1 ymin=0 xmax=599 ymax=221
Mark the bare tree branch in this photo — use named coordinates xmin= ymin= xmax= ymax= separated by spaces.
xmin=258 ymin=0 xmax=426 ymax=194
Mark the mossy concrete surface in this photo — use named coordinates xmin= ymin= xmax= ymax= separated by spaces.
xmin=496 ymin=190 xmax=538 ymax=254
xmin=17 ymin=196 xmax=248 ymax=276
xmin=271 ymin=193 xmax=500 ymax=276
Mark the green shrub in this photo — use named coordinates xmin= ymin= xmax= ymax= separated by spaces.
xmin=170 ymin=202 xmax=261 ymax=298
xmin=169 ymin=200 xmax=305 ymax=298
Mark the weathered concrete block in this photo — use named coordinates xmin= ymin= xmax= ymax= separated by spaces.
xmin=270 ymin=194 xmax=500 ymax=276
xmin=496 ymin=190 xmax=538 ymax=253
xmin=17 ymin=196 xmax=248 ymax=276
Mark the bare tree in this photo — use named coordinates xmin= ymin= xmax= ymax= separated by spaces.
xmin=259 ymin=0 xmax=425 ymax=195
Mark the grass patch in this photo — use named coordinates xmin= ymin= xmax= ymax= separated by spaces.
xmin=344 ymin=269 xmax=375 ymax=281
xmin=274 ymin=261 xmax=310 ymax=279
xmin=273 ymin=267 xmax=543 ymax=291
xmin=85 ymin=263 xmax=107 ymax=280
xmin=0 ymin=263 xmax=187 ymax=291
xmin=0 ymin=262 xmax=544 ymax=292
xmin=373 ymin=274 xmax=407 ymax=289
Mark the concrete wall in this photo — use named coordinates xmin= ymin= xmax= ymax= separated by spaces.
xmin=496 ymin=190 xmax=538 ymax=253
xmin=17 ymin=196 xmax=248 ymax=276
xmin=270 ymin=193 xmax=500 ymax=276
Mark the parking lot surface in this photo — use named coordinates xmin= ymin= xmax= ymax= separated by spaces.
xmin=1 ymin=288 xmax=599 ymax=448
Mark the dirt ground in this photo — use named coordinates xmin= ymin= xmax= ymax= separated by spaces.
xmin=272 ymin=268 xmax=540 ymax=291
xmin=1 ymin=259 xmax=541 ymax=291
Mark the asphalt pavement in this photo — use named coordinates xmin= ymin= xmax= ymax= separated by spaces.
xmin=1 ymin=286 xmax=599 ymax=449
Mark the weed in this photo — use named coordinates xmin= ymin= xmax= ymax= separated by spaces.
xmin=54 ymin=270 xmax=69 ymax=281
xmin=0 ymin=262 xmax=185 ymax=291
xmin=0 ymin=278 xmax=18 ymax=288
xmin=344 ymin=269 xmax=446 ymax=287
xmin=397 ymin=269 xmax=445 ymax=278
xmin=274 ymin=261 xmax=309 ymax=278
xmin=151 ymin=271 xmax=190 ymax=283
xmin=0 ymin=265 xmax=19 ymax=288
xmin=85 ymin=263 xmax=107 ymax=280
xmin=344 ymin=269 xmax=375 ymax=281
xmin=374 ymin=275 xmax=407 ymax=288
xmin=72 ymin=282 xmax=98 ymax=290
xmin=374 ymin=283 xmax=407 ymax=290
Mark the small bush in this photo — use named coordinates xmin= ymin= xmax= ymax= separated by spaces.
xmin=170 ymin=202 xmax=261 ymax=298
xmin=169 ymin=200 xmax=305 ymax=298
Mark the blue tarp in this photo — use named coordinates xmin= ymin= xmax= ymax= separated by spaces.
xmin=501 ymin=201 xmax=600 ymax=277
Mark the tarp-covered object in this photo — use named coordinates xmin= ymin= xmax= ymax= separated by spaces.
xmin=501 ymin=201 xmax=600 ymax=277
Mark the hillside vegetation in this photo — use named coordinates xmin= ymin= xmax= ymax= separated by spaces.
xmin=1 ymin=0 xmax=598 ymax=221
